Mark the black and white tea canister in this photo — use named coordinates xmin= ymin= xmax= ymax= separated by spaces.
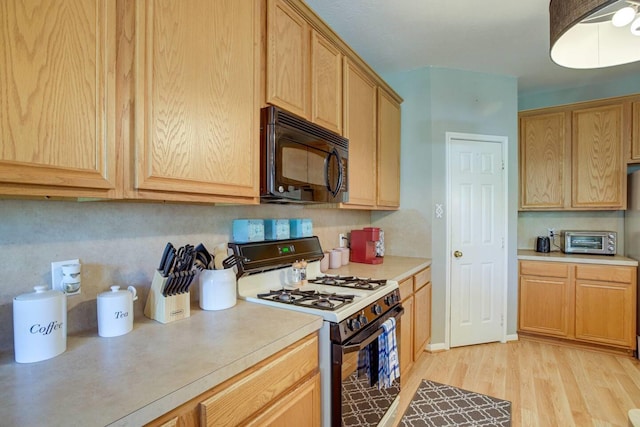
xmin=13 ymin=285 xmax=67 ymax=363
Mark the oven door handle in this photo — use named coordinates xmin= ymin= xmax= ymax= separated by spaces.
xmin=342 ymin=305 xmax=404 ymax=354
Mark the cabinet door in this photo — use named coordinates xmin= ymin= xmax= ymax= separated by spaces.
xmin=246 ymin=373 xmax=321 ymax=427
xmin=519 ymin=275 xmax=572 ymax=337
xmin=377 ymin=88 xmax=401 ymax=209
xmin=342 ymin=59 xmax=377 ymax=207
xmin=0 ymin=0 xmax=118 ymax=198
xmin=572 ymin=104 xmax=626 ymax=209
xmin=413 ymin=282 xmax=431 ymax=360
xmin=575 ymin=265 xmax=636 ymax=349
xmin=632 ymin=101 xmax=640 ymax=161
xmin=133 ymin=0 xmax=259 ymax=202
xmin=311 ymin=31 xmax=342 ymax=135
xmin=575 ymin=280 xmax=635 ymax=348
xmin=266 ymin=0 xmax=309 ymax=119
xmin=399 ymin=294 xmax=414 ymax=381
xmin=519 ymin=112 xmax=568 ymax=210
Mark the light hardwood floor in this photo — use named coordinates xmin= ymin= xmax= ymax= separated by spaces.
xmin=394 ymin=339 xmax=640 ymax=426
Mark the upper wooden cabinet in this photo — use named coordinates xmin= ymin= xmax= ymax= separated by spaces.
xmin=311 ymin=32 xmax=343 ymax=134
xmin=519 ymin=112 xmax=569 ymax=209
xmin=342 ymin=59 xmax=377 ymax=207
xmin=377 ymin=88 xmax=401 ymax=209
xmin=572 ymin=104 xmax=625 ymax=209
xmin=266 ymin=0 xmax=309 ymax=120
xmin=632 ymin=101 xmax=640 ymax=161
xmin=0 ymin=0 xmax=119 ymax=198
xmin=127 ymin=0 xmax=260 ymax=203
xmin=519 ymin=97 xmax=630 ymax=211
xmin=266 ymin=0 xmax=342 ymax=134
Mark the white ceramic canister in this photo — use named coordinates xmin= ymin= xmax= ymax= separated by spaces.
xmin=329 ymin=249 xmax=342 ymax=269
xmin=97 ymin=286 xmax=137 ymax=337
xmin=13 ymin=285 xmax=67 ymax=363
xmin=199 ymin=269 xmax=237 ymax=311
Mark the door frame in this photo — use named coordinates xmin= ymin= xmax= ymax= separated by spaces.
xmin=444 ymin=132 xmax=509 ymax=349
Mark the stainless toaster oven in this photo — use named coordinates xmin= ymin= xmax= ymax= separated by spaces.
xmin=561 ymin=230 xmax=617 ymax=255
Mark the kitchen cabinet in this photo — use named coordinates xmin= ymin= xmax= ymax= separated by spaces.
xmin=376 ymin=88 xmax=402 ymax=209
xmin=632 ymin=101 xmax=640 ymax=161
xmin=146 ymin=333 xmax=320 ymax=427
xmin=342 ymin=59 xmax=378 ymax=207
xmin=518 ymin=260 xmax=637 ymax=353
xmin=519 ymin=112 xmax=569 ymax=209
xmin=519 ymin=97 xmax=629 ymax=210
xmin=574 ymin=264 xmax=636 ymax=349
xmin=0 ymin=0 xmax=119 ymax=199
xmin=126 ymin=0 xmax=260 ymax=203
xmin=398 ymin=266 xmax=431 ymax=382
xmin=266 ymin=0 xmax=342 ymax=134
xmin=572 ymin=104 xmax=626 ymax=209
xmin=518 ymin=261 xmax=573 ymax=337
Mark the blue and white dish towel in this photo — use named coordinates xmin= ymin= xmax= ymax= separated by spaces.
xmin=378 ymin=317 xmax=399 ymax=389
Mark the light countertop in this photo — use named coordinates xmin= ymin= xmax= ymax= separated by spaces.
xmin=324 ymin=255 xmax=431 ymax=282
xmin=0 ymin=256 xmax=429 ymax=426
xmin=518 ymin=249 xmax=639 ymax=266
xmin=0 ymin=301 xmax=323 ymax=427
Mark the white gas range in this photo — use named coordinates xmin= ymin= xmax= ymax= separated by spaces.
xmin=229 ymin=237 xmax=403 ymax=427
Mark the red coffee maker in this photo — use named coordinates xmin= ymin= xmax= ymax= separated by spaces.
xmin=350 ymin=227 xmax=383 ymax=264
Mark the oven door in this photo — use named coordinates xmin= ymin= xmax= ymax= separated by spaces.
xmin=331 ymin=305 xmax=403 ymax=427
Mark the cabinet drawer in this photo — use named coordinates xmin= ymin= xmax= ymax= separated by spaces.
xmin=200 ymin=334 xmax=318 ymax=426
xmin=399 ymin=278 xmax=413 ymax=300
xmin=520 ymin=261 xmax=569 ymax=278
xmin=413 ymin=267 xmax=431 ymax=291
xmin=576 ymin=264 xmax=635 ymax=284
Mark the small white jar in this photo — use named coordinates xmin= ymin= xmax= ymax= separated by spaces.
xmin=199 ymin=269 xmax=237 ymax=311
xmin=97 ymin=286 xmax=137 ymax=337
xmin=13 ymin=286 xmax=67 ymax=363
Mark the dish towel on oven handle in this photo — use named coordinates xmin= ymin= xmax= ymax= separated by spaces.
xmin=378 ymin=317 xmax=399 ymax=389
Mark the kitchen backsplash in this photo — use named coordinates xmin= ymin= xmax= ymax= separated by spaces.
xmin=518 ymin=210 xmax=625 ymax=252
xmin=0 ymin=199 xmax=372 ymax=354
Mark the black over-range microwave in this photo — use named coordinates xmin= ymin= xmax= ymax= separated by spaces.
xmin=260 ymin=105 xmax=348 ymax=204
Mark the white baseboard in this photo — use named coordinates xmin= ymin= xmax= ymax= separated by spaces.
xmin=427 ymin=342 xmax=448 ymax=352
xmin=506 ymin=333 xmax=519 ymax=342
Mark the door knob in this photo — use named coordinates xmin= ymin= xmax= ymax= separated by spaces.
xmin=453 ymin=250 xmax=463 ymax=258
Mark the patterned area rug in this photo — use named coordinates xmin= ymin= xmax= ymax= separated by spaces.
xmin=399 ymin=380 xmax=511 ymax=426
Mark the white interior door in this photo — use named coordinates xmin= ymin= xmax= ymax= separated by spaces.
xmin=448 ymin=134 xmax=506 ymax=347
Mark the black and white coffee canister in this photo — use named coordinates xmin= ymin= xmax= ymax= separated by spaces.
xmin=13 ymin=285 xmax=67 ymax=363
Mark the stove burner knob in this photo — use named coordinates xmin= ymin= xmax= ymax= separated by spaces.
xmin=384 ymin=295 xmax=394 ymax=306
xmin=358 ymin=314 xmax=368 ymax=325
xmin=348 ymin=318 xmax=361 ymax=331
xmin=371 ymin=304 xmax=382 ymax=315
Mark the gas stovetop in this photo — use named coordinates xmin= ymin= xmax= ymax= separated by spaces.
xmin=237 ymin=261 xmax=398 ymax=323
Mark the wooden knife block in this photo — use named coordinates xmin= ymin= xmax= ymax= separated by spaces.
xmin=144 ymin=270 xmax=191 ymax=324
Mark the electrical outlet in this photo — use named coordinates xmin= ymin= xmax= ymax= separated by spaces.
xmin=51 ymin=259 xmax=81 ymax=296
xmin=339 ymin=233 xmax=346 ymax=248
xmin=548 ymin=228 xmax=555 ymax=238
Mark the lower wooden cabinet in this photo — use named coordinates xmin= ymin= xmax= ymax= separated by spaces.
xmin=146 ymin=333 xmax=320 ymax=427
xmin=518 ymin=260 xmax=637 ymax=353
xmin=398 ymin=266 xmax=431 ymax=382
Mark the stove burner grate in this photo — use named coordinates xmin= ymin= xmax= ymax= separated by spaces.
xmin=309 ymin=275 xmax=388 ymax=290
xmin=256 ymin=289 xmax=355 ymax=311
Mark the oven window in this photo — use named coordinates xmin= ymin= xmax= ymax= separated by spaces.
xmin=570 ymin=236 xmax=603 ymax=249
xmin=341 ymin=341 xmax=400 ymax=427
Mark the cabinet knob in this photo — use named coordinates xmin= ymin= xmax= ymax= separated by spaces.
xmin=453 ymin=250 xmax=463 ymax=258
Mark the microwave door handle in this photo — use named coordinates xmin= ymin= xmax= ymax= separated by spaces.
xmin=325 ymin=148 xmax=343 ymax=198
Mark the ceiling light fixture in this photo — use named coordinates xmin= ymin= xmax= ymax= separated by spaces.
xmin=550 ymin=0 xmax=640 ymax=69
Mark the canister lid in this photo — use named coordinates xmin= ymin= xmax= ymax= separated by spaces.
xmin=98 ymin=286 xmax=126 ymax=299
xmin=14 ymin=285 xmax=64 ymax=301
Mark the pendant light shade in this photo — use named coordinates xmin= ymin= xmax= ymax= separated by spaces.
xmin=550 ymin=0 xmax=640 ymax=69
